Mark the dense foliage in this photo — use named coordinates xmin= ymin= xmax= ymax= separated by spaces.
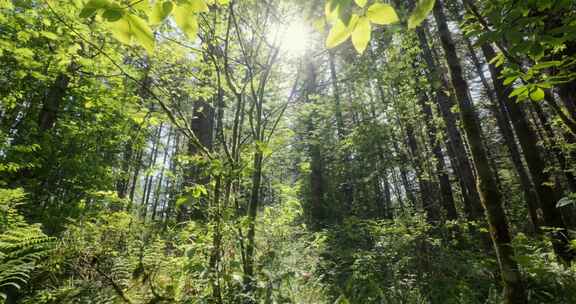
xmin=1 ymin=0 xmax=576 ymax=303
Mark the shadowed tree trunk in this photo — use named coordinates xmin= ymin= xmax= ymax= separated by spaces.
xmin=177 ymin=99 xmax=215 ymax=222
xmin=417 ymin=94 xmax=458 ymax=220
xmin=481 ymin=42 xmax=574 ymax=264
xmin=303 ymin=59 xmax=327 ymax=229
xmin=416 ymin=26 xmax=483 ymax=220
xmin=328 ymin=51 xmax=354 ymax=209
xmin=406 ymin=122 xmax=439 ymax=221
xmin=38 ymin=73 xmax=70 ymax=132
xmin=433 ymin=0 xmax=526 ymax=302
xmin=465 ymin=39 xmax=542 ymax=232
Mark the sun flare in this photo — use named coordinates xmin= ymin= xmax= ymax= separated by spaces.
xmin=271 ymin=20 xmax=311 ymax=56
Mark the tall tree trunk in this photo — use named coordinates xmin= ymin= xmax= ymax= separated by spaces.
xmin=481 ymin=43 xmax=574 ymax=263
xmin=128 ymin=148 xmax=144 ymax=211
xmin=416 ymin=26 xmax=483 ymax=220
xmin=141 ymin=124 xmax=163 ymax=219
xmin=303 ymin=60 xmax=327 ymax=228
xmin=152 ymin=128 xmax=172 ymax=220
xmin=117 ymin=142 xmax=133 ymax=200
xmin=328 ymin=51 xmax=354 ymax=209
xmin=177 ymin=100 xmax=215 ymax=222
xmin=433 ymin=1 xmax=526 ymax=302
xmin=465 ymin=40 xmax=542 ymax=232
xmin=406 ymin=123 xmax=439 ymax=221
xmin=38 ymin=73 xmax=70 ymax=131
xmin=393 ymin=139 xmax=416 ymax=207
xmin=417 ymin=95 xmax=458 ymax=220
xmin=530 ymin=101 xmax=576 ymax=193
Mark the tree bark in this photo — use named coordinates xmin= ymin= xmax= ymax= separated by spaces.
xmin=433 ymin=1 xmax=526 ymax=302
xmin=417 ymin=96 xmax=458 ymax=220
xmin=465 ymin=39 xmax=542 ymax=232
xmin=481 ymin=43 xmax=574 ymax=263
xmin=416 ymin=26 xmax=483 ymax=220
xmin=38 ymin=73 xmax=70 ymax=131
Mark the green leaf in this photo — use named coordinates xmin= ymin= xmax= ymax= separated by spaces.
xmin=102 ymin=9 xmax=123 ymax=22
xmin=354 ymin=0 xmax=367 ymax=8
xmin=503 ymin=76 xmax=517 ymax=86
xmin=79 ymin=7 xmax=98 ymax=18
xmin=108 ymin=14 xmax=155 ymax=54
xmin=173 ymin=4 xmax=199 ymax=39
xmin=325 ymin=1 xmax=340 ymax=22
xmin=189 ymin=0 xmax=209 ymax=13
xmin=191 ymin=184 xmax=208 ymax=198
xmin=326 ymin=18 xmax=352 ymax=49
xmin=108 ymin=17 xmax=132 ymax=45
xmin=351 ymin=16 xmax=371 ymax=54
xmin=84 ymin=0 xmax=111 ymax=9
xmin=557 ymin=197 xmax=576 ymax=208
xmin=509 ymin=86 xmax=527 ymax=98
xmin=80 ymin=0 xmax=111 ymax=18
xmin=532 ymin=60 xmax=562 ymax=70
xmin=126 ymin=14 xmax=155 ymax=54
xmin=0 ymin=0 xmax=14 ymax=9
xmin=334 ymin=295 xmax=351 ymax=304
xmin=408 ymin=0 xmax=436 ymax=29
xmin=40 ymin=31 xmax=58 ymax=40
xmin=150 ymin=0 xmax=174 ymax=25
xmin=366 ymin=3 xmax=398 ymax=25
xmin=529 ymin=87 xmax=545 ymax=101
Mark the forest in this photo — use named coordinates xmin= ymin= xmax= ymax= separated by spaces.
xmin=1 ymin=0 xmax=576 ymax=303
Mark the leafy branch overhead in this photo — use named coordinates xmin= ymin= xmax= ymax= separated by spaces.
xmin=79 ymin=0 xmax=229 ymax=53
xmin=324 ymin=0 xmax=436 ymax=54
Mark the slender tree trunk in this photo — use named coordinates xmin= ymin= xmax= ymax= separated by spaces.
xmin=416 ymin=27 xmax=483 ymax=220
xmin=128 ymin=148 xmax=143 ymax=211
xmin=406 ymin=123 xmax=439 ymax=221
xmin=433 ymin=1 xmax=526 ymax=302
xmin=417 ymin=95 xmax=458 ymax=220
xmin=381 ymin=169 xmax=393 ymax=218
xmin=141 ymin=124 xmax=163 ymax=219
xmin=328 ymin=51 xmax=354 ymax=209
xmin=532 ymin=102 xmax=576 ymax=193
xmin=393 ymin=139 xmax=416 ymax=207
xmin=304 ymin=60 xmax=327 ymax=228
xmin=466 ymin=40 xmax=542 ymax=232
xmin=481 ymin=43 xmax=574 ymax=263
xmin=152 ymin=129 xmax=172 ymax=221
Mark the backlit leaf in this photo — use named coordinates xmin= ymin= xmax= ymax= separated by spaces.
xmin=108 ymin=14 xmax=155 ymax=54
xmin=173 ymin=4 xmax=199 ymax=40
xmin=150 ymin=0 xmax=174 ymax=25
xmin=529 ymin=87 xmax=544 ymax=101
xmin=325 ymin=1 xmax=339 ymax=22
xmin=326 ymin=18 xmax=352 ymax=49
xmin=190 ymin=0 xmax=209 ymax=13
xmin=83 ymin=0 xmax=111 ymax=9
xmin=127 ymin=14 xmax=155 ymax=54
xmin=40 ymin=31 xmax=58 ymax=40
xmin=367 ymin=3 xmax=398 ymax=25
xmin=351 ymin=16 xmax=371 ymax=54
xmin=108 ymin=17 xmax=132 ymax=45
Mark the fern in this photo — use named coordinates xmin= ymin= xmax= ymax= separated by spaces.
xmin=0 ymin=225 xmax=55 ymax=302
xmin=0 ymin=188 xmax=55 ymax=302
